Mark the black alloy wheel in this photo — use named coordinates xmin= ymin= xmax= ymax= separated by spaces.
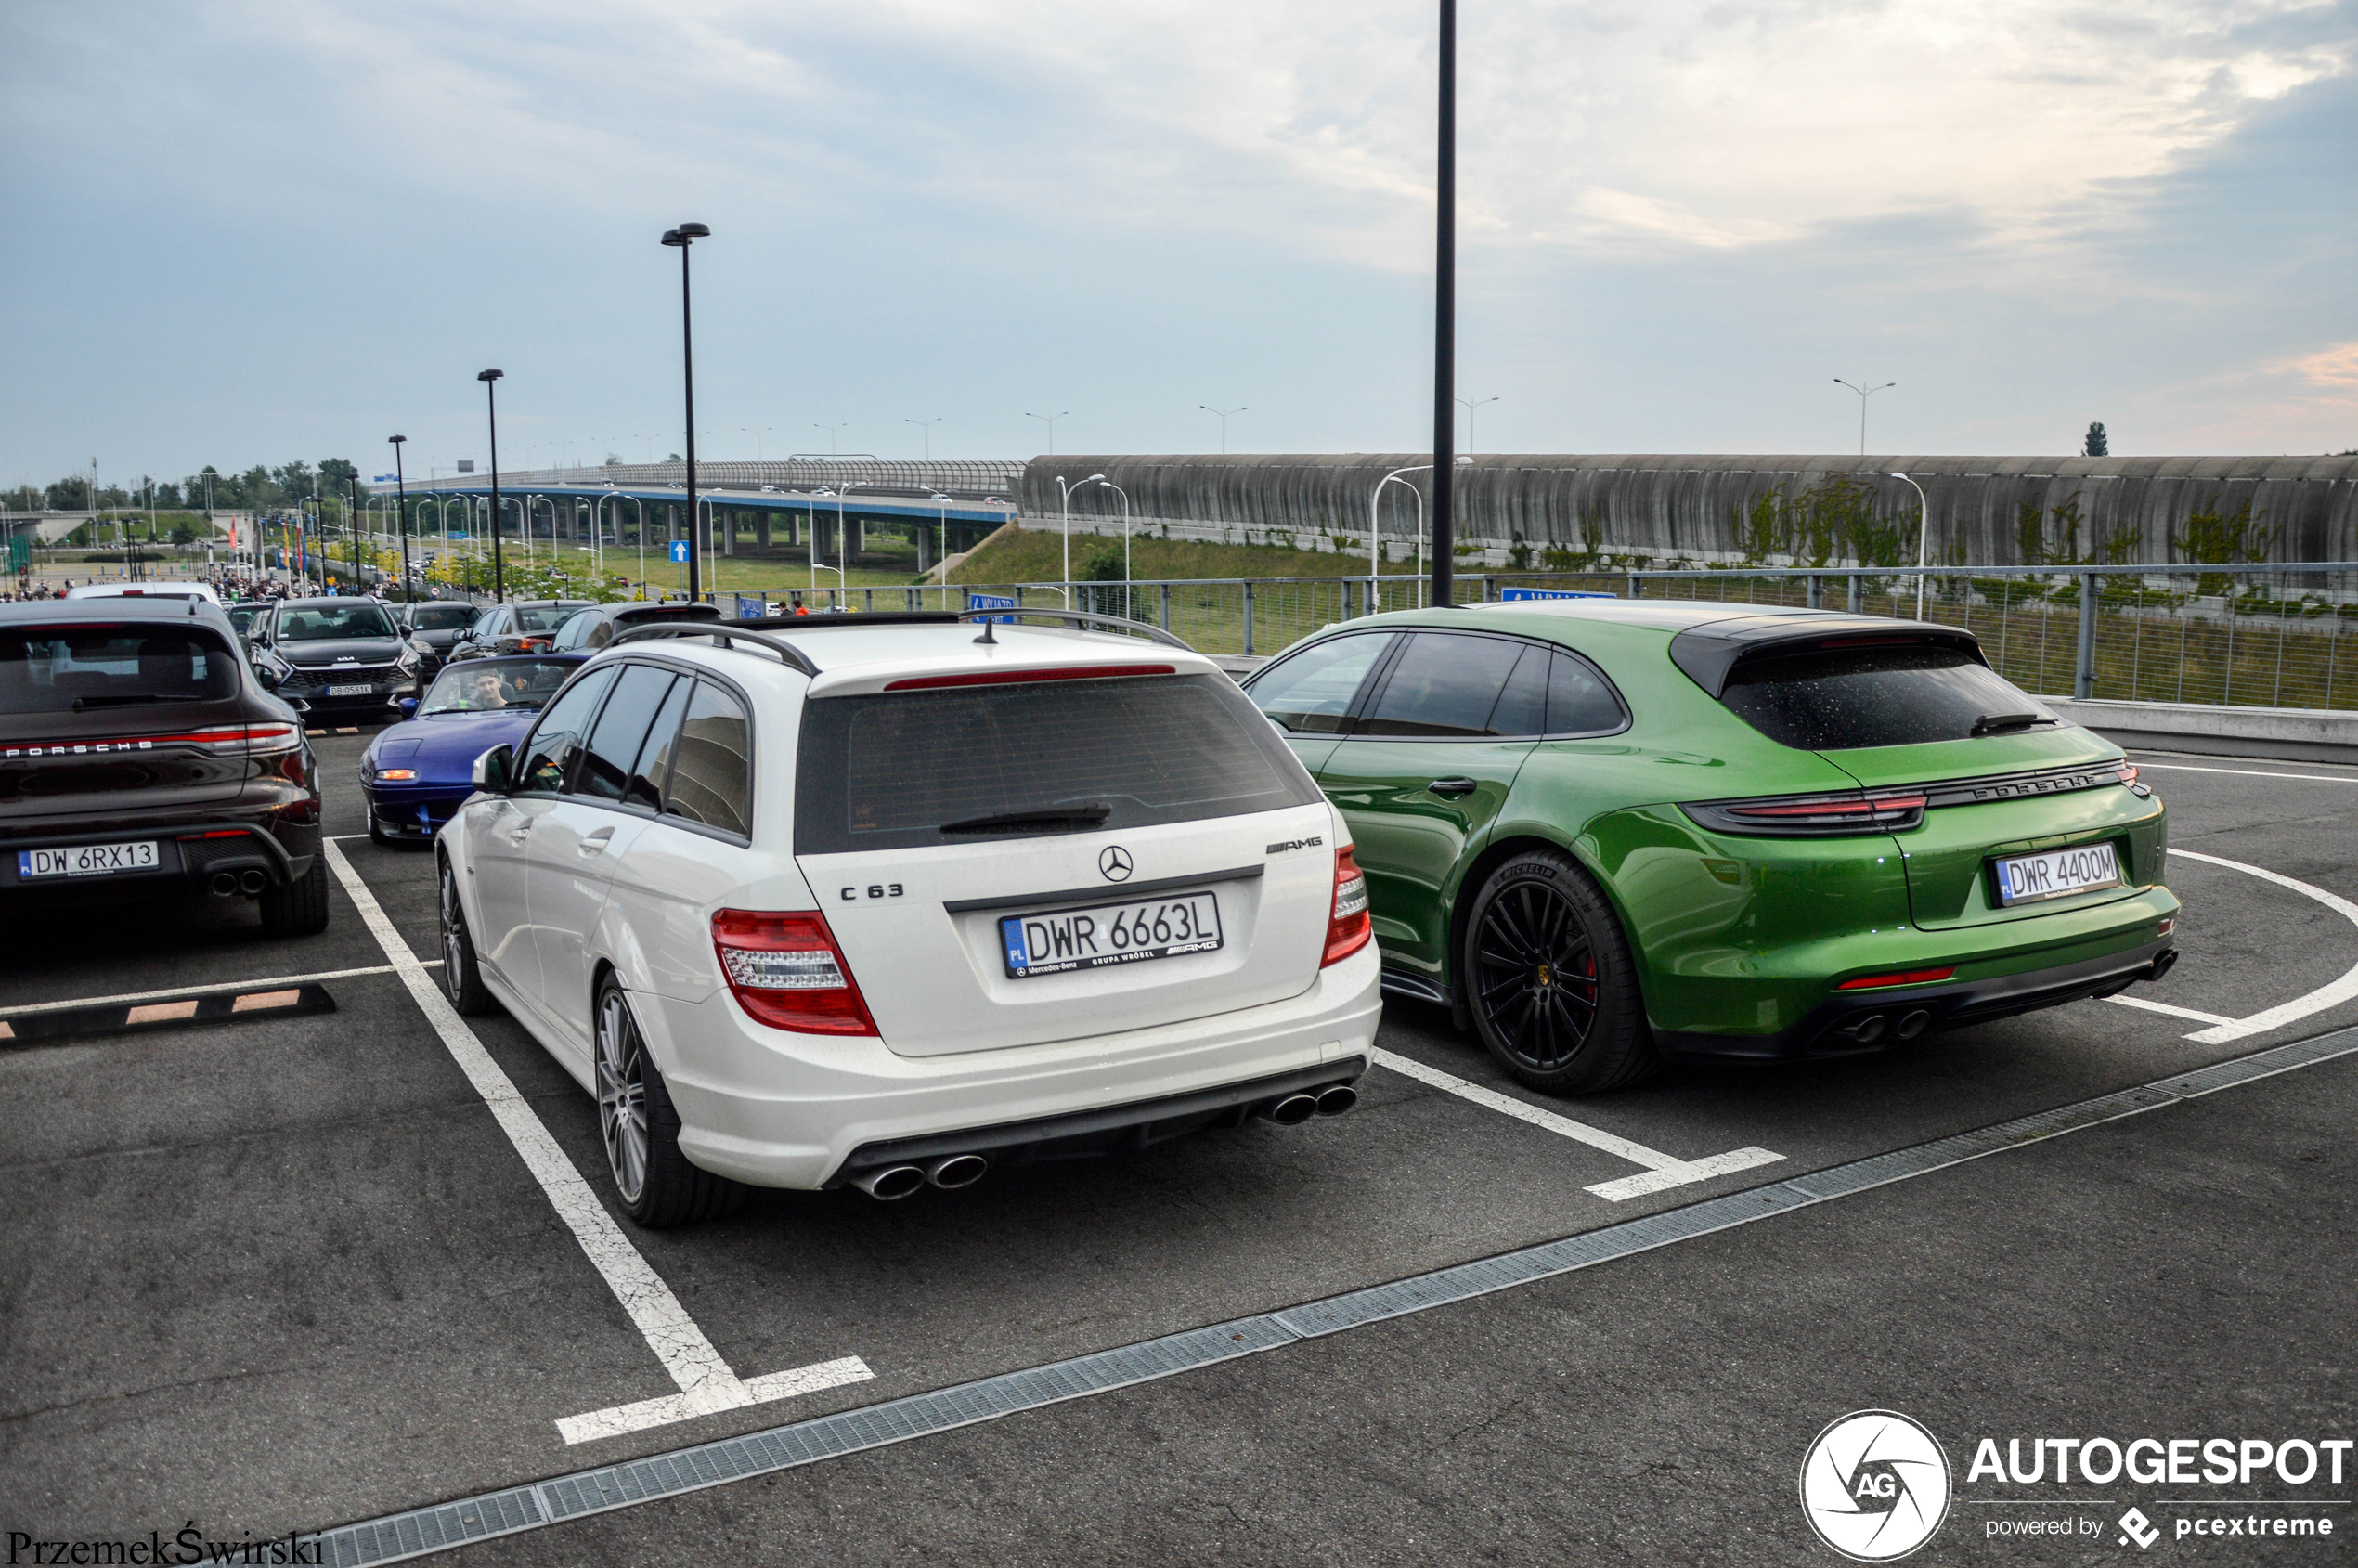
xmin=1463 ymin=849 xmax=1658 ymax=1095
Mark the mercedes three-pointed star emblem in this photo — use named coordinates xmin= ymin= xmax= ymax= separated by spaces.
xmin=1098 ymin=845 xmax=1134 ymax=881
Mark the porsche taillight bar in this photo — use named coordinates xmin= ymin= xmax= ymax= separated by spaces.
xmin=1682 ymin=760 xmax=2144 ymax=838
xmin=1 ymin=722 xmax=302 ymax=760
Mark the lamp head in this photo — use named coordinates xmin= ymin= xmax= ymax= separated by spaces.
xmin=1085 ymin=473 xmax=1106 ymax=483
xmin=477 ymin=369 xmax=502 ymax=382
xmin=389 ymin=434 xmax=406 ymax=446
xmin=677 ymin=222 xmax=710 ymax=238
xmin=660 ymin=230 xmax=683 ymax=247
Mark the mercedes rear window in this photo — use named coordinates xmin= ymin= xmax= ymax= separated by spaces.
xmin=795 ymin=672 xmax=1321 ymax=853
xmin=1719 ymin=644 xmax=2057 ymax=750
xmin=0 ymin=626 xmax=240 ymax=714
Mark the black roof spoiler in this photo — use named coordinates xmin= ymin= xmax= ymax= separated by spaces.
xmin=1667 ymin=614 xmax=1984 ymax=698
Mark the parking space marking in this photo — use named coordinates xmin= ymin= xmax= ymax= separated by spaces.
xmin=2132 ymin=762 xmax=2358 ymax=784
xmin=0 ymin=965 xmax=419 ymax=1020
xmin=320 ymin=841 xmax=874 ymax=1444
xmin=1371 ymin=1048 xmax=1782 ymax=1199
xmin=2104 ymin=994 xmax=2236 ymax=1026
xmin=297 ymin=1023 xmax=2358 ymax=1567
xmin=2169 ymin=849 xmax=2358 ymax=1044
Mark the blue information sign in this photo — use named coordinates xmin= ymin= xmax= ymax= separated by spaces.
xmin=966 ymin=591 xmax=1017 ymax=624
xmin=1499 ymin=586 xmax=1615 ymax=602
xmin=668 ymin=540 xmax=691 ymax=564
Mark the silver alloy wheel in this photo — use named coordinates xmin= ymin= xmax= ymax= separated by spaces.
xmin=440 ymin=867 xmax=467 ymax=1005
xmin=597 ymin=990 xmax=650 ymax=1204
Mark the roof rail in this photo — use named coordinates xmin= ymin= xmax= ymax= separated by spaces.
xmin=953 ymin=606 xmax=1196 ymax=652
xmin=608 ymin=622 xmax=822 ymax=677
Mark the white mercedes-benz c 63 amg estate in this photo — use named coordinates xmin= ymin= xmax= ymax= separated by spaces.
xmin=436 ymin=610 xmax=1380 ymax=1225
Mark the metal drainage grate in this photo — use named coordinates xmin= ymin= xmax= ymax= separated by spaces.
xmin=300 ymin=1021 xmax=2358 ymax=1566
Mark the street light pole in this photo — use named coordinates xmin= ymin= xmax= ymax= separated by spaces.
xmin=1053 ymin=472 xmax=1107 ymax=603
xmin=1024 ymin=411 xmax=1069 ymax=456
xmin=1833 ymin=379 xmax=1896 ymax=456
xmin=905 ymin=418 xmax=943 ymax=460
xmin=1198 ymin=406 xmax=1247 ymax=455
xmin=1457 ymin=395 xmax=1498 ymax=455
xmin=1890 ymin=472 xmax=1931 ymax=621
xmin=389 ymin=436 xmax=411 ymax=603
xmin=1370 ymin=464 xmax=1433 ymax=615
xmin=1432 ymin=0 xmax=1458 ymax=610
xmin=478 ymin=369 xmax=506 ymax=603
xmin=1097 ymin=479 xmax=1133 ymax=613
xmin=661 ymin=221 xmax=712 ymax=601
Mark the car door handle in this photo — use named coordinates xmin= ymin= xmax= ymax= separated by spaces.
xmin=577 ymin=827 xmax=615 ymax=855
xmin=505 ymin=819 xmax=534 ymax=844
xmin=1428 ymin=777 xmax=1480 ymax=797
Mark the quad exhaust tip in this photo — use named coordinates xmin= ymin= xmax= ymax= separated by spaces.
xmin=240 ymin=869 xmax=268 ymax=895
xmin=852 ymin=1164 xmax=926 ymax=1201
xmin=1845 ymin=1014 xmax=1887 ymax=1045
xmin=1263 ymin=1093 xmax=1319 ymax=1126
xmin=927 ymin=1154 xmax=989 ymax=1190
xmin=1897 ymin=1009 xmax=1931 ymax=1041
xmin=210 ymin=872 xmax=239 ymax=897
xmin=1314 ymin=1083 xmax=1358 ymax=1118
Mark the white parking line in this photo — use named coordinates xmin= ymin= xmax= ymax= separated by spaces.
xmin=2103 ymin=994 xmax=2235 ymax=1027
xmin=0 ymin=964 xmax=429 ymax=1019
xmin=2132 ymin=762 xmax=2358 ymax=785
xmin=1371 ymin=1048 xmax=1782 ymax=1199
xmin=2169 ymin=849 xmax=2358 ymax=1044
xmin=320 ymin=841 xmax=873 ymax=1443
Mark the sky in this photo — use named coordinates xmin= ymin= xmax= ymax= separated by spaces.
xmin=3 ymin=0 xmax=2353 ymax=491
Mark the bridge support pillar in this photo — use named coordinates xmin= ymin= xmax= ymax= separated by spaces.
xmin=849 ymin=520 xmax=865 ymax=560
xmin=915 ymin=527 xmax=935 ymax=573
xmin=755 ymin=512 xmax=771 ymax=554
xmin=723 ymin=508 xmax=736 ymax=556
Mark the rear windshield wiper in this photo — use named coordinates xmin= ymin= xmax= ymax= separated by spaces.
xmin=1969 ymin=711 xmax=2052 ymax=735
xmin=71 ymin=693 xmax=213 ymax=710
xmin=938 ymin=802 xmax=1112 ymax=835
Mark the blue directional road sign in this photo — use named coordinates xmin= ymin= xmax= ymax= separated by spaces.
xmin=966 ymin=591 xmax=1017 ymax=624
xmin=668 ymin=540 xmax=691 ymax=564
xmin=1499 ymin=586 xmax=1614 ymax=602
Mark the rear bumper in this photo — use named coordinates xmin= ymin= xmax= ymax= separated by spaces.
xmin=1652 ymin=937 xmax=2178 ymax=1063
xmin=643 ymin=942 xmax=1384 ymax=1189
xmin=0 ymin=813 xmax=317 ymax=907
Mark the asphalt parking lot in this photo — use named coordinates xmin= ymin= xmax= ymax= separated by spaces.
xmin=4 ymin=735 xmax=2353 ymax=1564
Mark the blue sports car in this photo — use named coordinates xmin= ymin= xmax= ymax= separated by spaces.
xmin=358 ymin=654 xmax=588 ymax=843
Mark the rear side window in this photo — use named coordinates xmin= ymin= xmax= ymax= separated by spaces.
xmin=1358 ymin=633 xmax=1530 ymax=738
xmin=512 ymin=604 xmax=583 ymax=633
xmin=573 ymin=665 xmax=678 ymax=802
xmin=1720 ymin=646 xmax=2054 ymax=750
xmin=552 ymin=610 xmax=600 ymax=651
xmin=0 ymin=627 xmax=240 ymax=714
xmin=624 ymin=676 xmax=694 ymax=811
xmin=1545 ymin=650 xmax=1626 ymax=736
xmin=796 ymin=672 xmax=1322 ymax=853
xmin=1249 ymin=633 xmax=1393 ymax=734
xmin=514 ymin=667 xmax=617 ymax=795
xmin=662 ymin=681 xmax=753 ymax=836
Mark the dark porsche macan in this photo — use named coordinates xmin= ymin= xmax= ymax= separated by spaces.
xmin=0 ymin=599 xmax=328 ymax=933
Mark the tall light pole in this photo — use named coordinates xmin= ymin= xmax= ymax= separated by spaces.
xmin=928 ymin=490 xmax=953 ymax=607
xmin=478 ymin=369 xmax=506 ymax=603
xmin=1025 ymin=411 xmax=1069 ymax=455
xmin=1890 ymin=472 xmax=1931 ymax=621
xmin=811 ymin=422 xmax=845 ymax=455
xmin=1371 ymin=464 xmax=1432 ymax=614
xmin=905 ymin=418 xmax=944 ymax=460
xmin=1053 ymin=472 xmax=1106 ymax=603
xmin=1198 ymin=405 xmax=1247 ymax=455
xmin=1833 ymin=379 xmax=1895 ymax=456
xmin=836 ymin=480 xmax=868 ymax=604
xmin=1457 ymin=395 xmax=1498 ymax=455
xmin=1097 ymin=479 xmax=1134 ymax=613
xmin=741 ymin=427 xmax=772 ymax=460
xmin=388 ymin=435 xmax=412 ymax=603
xmin=1432 ymin=0 xmax=1458 ymax=610
xmin=661 ymin=221 xmax=712 ymax=601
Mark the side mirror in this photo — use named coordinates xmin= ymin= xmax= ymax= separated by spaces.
xmin=397 ymin=697 xmax=420 ymax=720
xmin=252 ymin=659 xmax=283 ymax=692
xmin=473 ymin=745 xmax=512 ymax=793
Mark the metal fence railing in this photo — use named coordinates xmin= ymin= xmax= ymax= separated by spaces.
xmin=728 ymin=565 xmax=2358 ymax=713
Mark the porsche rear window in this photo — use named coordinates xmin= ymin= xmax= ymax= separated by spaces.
xmin=795 ymin=673 xmax=1320 ymax=852
xmin=0 ymin=627 xmax=239 ymax=714
xmin=1719 ymin=645 xmax=2056 ymax=750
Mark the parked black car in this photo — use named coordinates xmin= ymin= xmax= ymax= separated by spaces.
xmin=396 ymin=600 xmax=483 ymax=693
xmin=248 ymin=596 xmax=420 ymax=720
xmin=548 ymin=600 xmax=720 ymax=652
xmin=0 ymin=599 xmax=328 ymax=931
xmin=447 ymin=601 xmax=592 ymax=664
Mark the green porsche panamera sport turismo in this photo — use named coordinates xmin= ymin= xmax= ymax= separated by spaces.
xmin=1239 ymin=599 xmax=2179 ymax=1095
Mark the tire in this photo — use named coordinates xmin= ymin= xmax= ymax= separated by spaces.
xmin=595 ymin=976 xmax=745 ymax=1227
xmin=439 ymin=858 xmax=498 ymax=1016
xmin=258 ymin=854 xmax=330 ymax=938
xmin=1461 ymin=848 xmax=1659 ymax=1095
xmin=369 ymin=811 xmax=393 ymax=847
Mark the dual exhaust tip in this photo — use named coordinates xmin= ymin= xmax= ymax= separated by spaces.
xmin=209 ymin=869 xmax=270 ymax=897
xmin=1260 ymin=1082 xmax=1359 ymax=1125
xmin=848 ymin=1082 xmax=1363 ymax=1201
xmin=851 ymin=1153 xmax=988 ymax=1201
xmin=1840 ymin=1009 xmax=1932 ymax=1046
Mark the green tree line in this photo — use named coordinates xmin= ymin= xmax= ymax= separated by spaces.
xmin=5 ymin=458 xmax=365 ymax=513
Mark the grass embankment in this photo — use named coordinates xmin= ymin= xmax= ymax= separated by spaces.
xmin=948 ymin=526 xmax=1361 ymax=586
